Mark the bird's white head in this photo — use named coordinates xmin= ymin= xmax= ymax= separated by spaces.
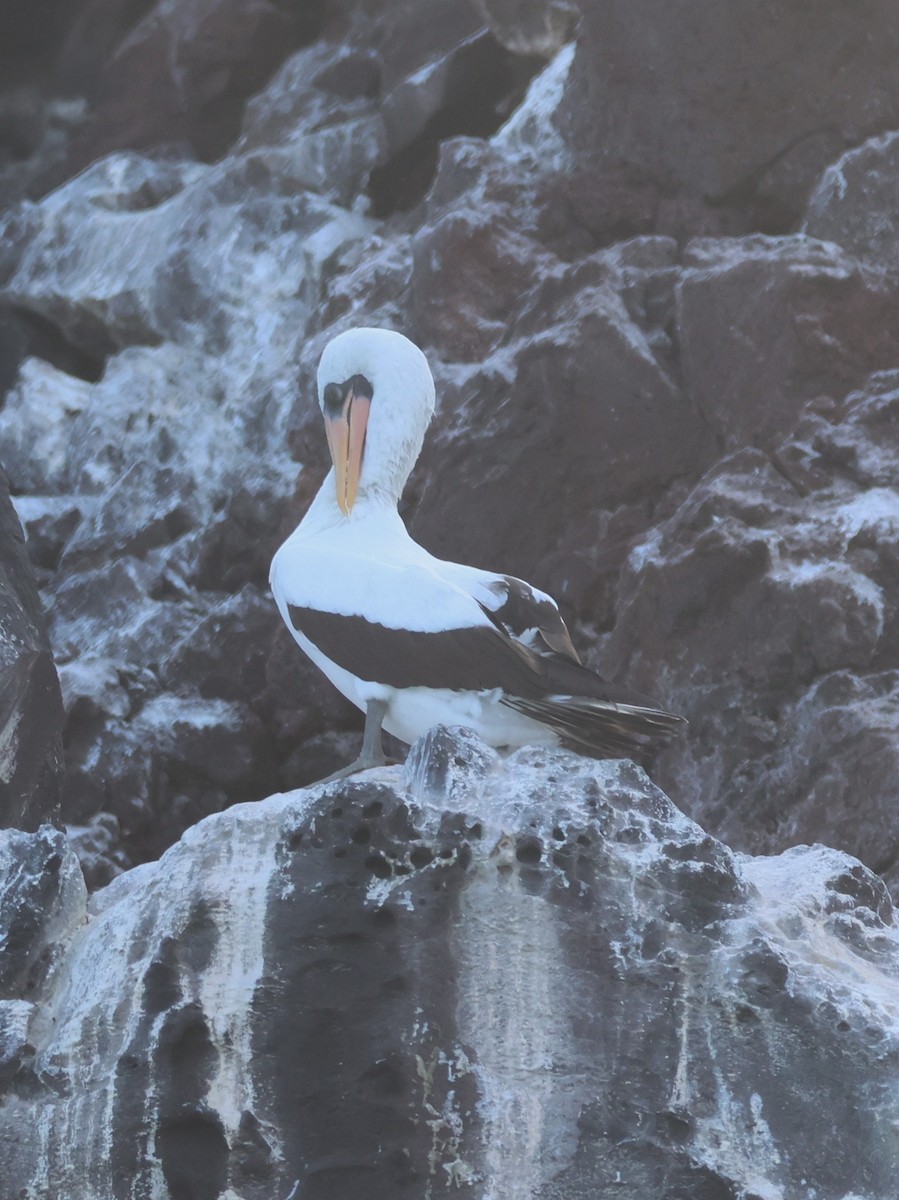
xmin=317 ymin=327 xmax=436 ymax=515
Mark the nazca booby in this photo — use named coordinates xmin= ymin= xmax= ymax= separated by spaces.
xmin=270 ymin=327 xmax=686 ymax=780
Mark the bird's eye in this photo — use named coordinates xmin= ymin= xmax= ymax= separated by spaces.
xmin=323 ymin=382 xmax=343 ymax=413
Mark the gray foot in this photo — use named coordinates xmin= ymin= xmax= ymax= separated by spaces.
xmin=316 ymin=748 xmax=388 ymax=785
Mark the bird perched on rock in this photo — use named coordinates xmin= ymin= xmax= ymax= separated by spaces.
xmin=270 ymin=327 xmax=686 ymax=780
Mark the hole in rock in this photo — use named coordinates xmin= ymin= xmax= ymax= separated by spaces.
xmin=365 ymin=853 xmax=392 ymax=879
xmin=362 ymin=799 xmax=383 ymax=819
xmin=365 ymin=33 xmax=544 ymax=218
xmin=516 ymin=836 xmax=542 ymax=865
xmin=351 ymin=824 xmax=371 ymax=845
xmin=409 ymin=845 xmax=434 ymax=868
xmin=143 ymin=957 xmax=182 ymax=1015
xmin=157 ymin=1111 xmax=229 ymax=1200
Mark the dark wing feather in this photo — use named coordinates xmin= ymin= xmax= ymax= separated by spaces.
xmin=501 ymin=695 xmax=687 ymax=761
xmin=479 ymin=576 xmax=581 ymax=662
xmin=289 ymin=602 xmax=687 ymax=760
xmin=288 ymin=604 xmax=546 ymax=697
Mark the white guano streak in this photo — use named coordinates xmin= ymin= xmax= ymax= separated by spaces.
xmin=454 ymin=861 xmax=580 ymax=1199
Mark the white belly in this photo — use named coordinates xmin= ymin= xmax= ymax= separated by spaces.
xmin=383 ymin=685 xmax=559 ymax=749
xmin=287 ymin=625 xmax=558 ymax=750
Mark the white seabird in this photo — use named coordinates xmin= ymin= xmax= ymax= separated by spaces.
xmin=270 ymin=326 xmax=686 ymax=780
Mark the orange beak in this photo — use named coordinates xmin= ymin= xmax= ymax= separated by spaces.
xmin=323 ymin=382 xmax=370 ymax=516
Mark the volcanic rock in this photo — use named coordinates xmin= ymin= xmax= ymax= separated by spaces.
xmin=604 ymin=369 xmax=899 ymax=887
xmin=0 ymin=472 xmax=64 ymax=831
xmin=0 ymin=731 xmax=897 ymax=1198
xmin=560 ymin=0 xmax=899 ymax=229
xmin=63 ymin=0 xmax=329 ymax=169
xmin=1 ymin=0 xmax=899 ymax=914
xmin=804 ymin=130 xmax=899 ymax=274
xmin=471 ymin=0 xmax=578 ymax=57
xmin=676 ymin=236 xmax=899 ymax=449
xmin=409 ymin=244 xmax=715 ymax=599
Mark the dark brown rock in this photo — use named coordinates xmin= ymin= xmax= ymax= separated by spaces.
xmin=410 ymin=209 xmax=555 ymax=361
xmin=603 ymin=370 xmax=899 ymax=888
xmin=65 ymin=0 xmax=327 ymax=168
xmin=0 ymin=1 xmax=82 ymax=92
xmin=677 ymin=236 xmax=899 ymax=449
xmin=804 ymin=131 xmax=899 ymax=274
xmin=410 ymin=255 xmax=716 ymax=600
xmin=559 ymin=0 xmax=899 ymax=228
xmin=341 ymin=0 xmax=483 ymax=95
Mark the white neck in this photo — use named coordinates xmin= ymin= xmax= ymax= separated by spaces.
xmin=297 ymin=468 xmax=407 ymax=538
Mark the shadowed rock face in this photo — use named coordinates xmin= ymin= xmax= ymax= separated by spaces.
xmin=559 ymin=0 xmax=899 ymax=230
xmin=1 ymin=729 xmax=898 ymax=1198
xmin=0 ymin=471 xmax=64 ymax=830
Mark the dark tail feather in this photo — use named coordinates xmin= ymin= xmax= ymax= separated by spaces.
xmin=501 ymin=694 xmax=687 ymax=761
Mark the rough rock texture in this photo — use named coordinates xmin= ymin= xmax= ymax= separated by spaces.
xmin=603 ymin=370 xmax=899 ymax=883
xmin=560 ymin=0 xmax=899 ymax=231
xmin=804 ymin=131 xmax=899 ymax=273
xmin=4 ymin=6 xmax=899 ymax=1196
xmin=0 ymin=470 xmax=64 ymax=830
xmin=1 ymin=729 xmax=898 ymax=1198
xmin=1 ymin=0 xmax=899 ymax=908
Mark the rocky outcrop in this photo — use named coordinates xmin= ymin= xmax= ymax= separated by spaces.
xmin=0 ymin=471 xmax=64 ymax=830
xmin=1 ymin=0 xmax=899 ymax=905
xmin=1 ymin=729 xmax=897 ymax=1198
xmin=560 ymin=0 xmax=899 ymax=231
xmin=2 ymin=4 xmax=899 ymax=1196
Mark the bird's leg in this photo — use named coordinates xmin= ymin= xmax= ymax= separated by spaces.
xmin=316 ymin=698 xmax=388 ymax=784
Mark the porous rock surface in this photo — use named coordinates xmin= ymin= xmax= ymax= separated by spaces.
xmin=1 ymin=728 xmax=897 ymax=1200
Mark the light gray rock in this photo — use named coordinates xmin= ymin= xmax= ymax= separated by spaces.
xmin=0 ymin=730 xmax=896 ymax=1198
xmin=238 ymin=43 xmax=385 ymax=207
xmin=471 ymin=0 xmax=578 ymax=57
xmin=0 ymin=825 xmax=85 ymax=999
